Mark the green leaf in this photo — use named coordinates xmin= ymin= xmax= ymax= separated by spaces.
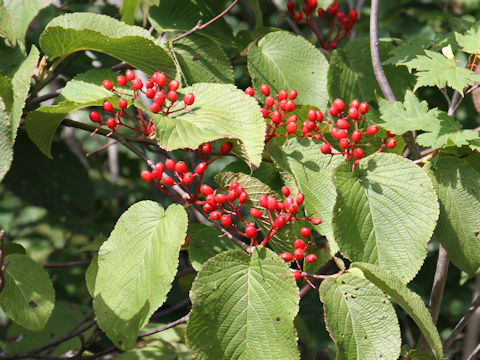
xmin=425 ymin=155 xmax=480 ymax=275
xmin=332 ymin=153 xmax=439 ymax=283
xmin=328 ymin=39 xmax=415 ymax=103
xmin=267 ymin=138 xmax=343 ymax=255
xmin=221 ymin=160 xmax=283 ymax=194
xmin=116 ymin=340 xmax=178 ymax=360
xmin=39 ymin=13 xmax=175 ymax=77
xmin=148 ymin=1 xmax=234 ymax=48
xmin=85 ymin=256 xmax=98 ymax=297
xmin=173 ymin=34 xmax=234 ymax=85
xmin=319 ymin=273 xmax=401 ymax=360
xmin=351 ymin=262 xmax=444 ymax=360
xmin=405 ymin=50 xmax=480 ymax=95
xmin=152 ymin=83 xmax=265 ymax=167
xmin=0 ymin=97 xmax=13 ymax=182
xmin=248 ymin=31 xmax=329 ymax=108
xmin=455 ymin=23 xmax=480 ymax=55
xmin=120 ymin=0 xmax=142 ymax=25
xmin=384 ymin=37 xmax=431 ymax=66
xmin=378 ymin=90 xmax=442 ymax=134
xmin=0 ymin=254 xmax=54 ymax=331
xmin=416 ymin=113 xmax=479 ymax=149
xmin=214 ymin=171 xmax=296 ymax=253
xmin=404 ymin=349 xmax=437 ymax=360
xmin=6 ymin=302 xmax=93 ymax=355
xmin=186 ymin=247 xmax=300 ymax=360
xmin=93 ymin=201 xmax=188 ymax=350
xmin=3 ymin=0 xmax=52 ymax=44
xmin=0 ymin=0 xmax=16 ymax=44
xmin=188 ymin=226 xmax=240 ymax=271
xmin=246 ymin=0 xmax=263 ymax=28
xmin=25 ymin=69 xmax=122 ymax=158
xmin=4 ymin=132 xmax=94 ymax=220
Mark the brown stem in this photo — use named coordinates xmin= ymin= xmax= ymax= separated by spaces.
xmin=0 ymin=229 xmax=6 ymax=292
xmin=172 ymin=0 xmax=239 ymax=42
xmin=443 ymin=294 xmax=480 ymax=351
xmin=43 ymin=259 xmax=91 ymax=269
xmin=369 ymin=0 xmax=420 ymax=159
xmin=138 ymin=313 xmax=189 ymax=337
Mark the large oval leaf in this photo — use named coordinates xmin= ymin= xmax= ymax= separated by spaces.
xmin=425 ymin=154 xmax=480 ymax=275
xmin=332 ymin=153 xmax=439 ymax=283
xmin=186 ymin=247 xmax=299 ymax=359
xmin=352 ymin=262 xmax=444 ymax=360
xmin=0 ymin=254 xmax=55 ymax=331
xmin=247 ymin=31 xmax=329 ymax=108
xmin=39 ymin=13 xmax=175 ymax=77
xmin=267 ymin=138 xmax=343 ymax=255
xmin=93 ymin=201 xmax=188 ymax=350
xmin=319 ymin=273 xmax=401 ymax=360
xmin=152 ymin=83 xmax=265 ymax=167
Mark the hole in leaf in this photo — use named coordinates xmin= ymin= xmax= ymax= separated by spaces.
xmin=28 ymin=301 xmax=38 ymax=308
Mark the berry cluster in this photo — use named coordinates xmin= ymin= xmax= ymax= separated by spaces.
xmin=245 ymin=84 xmax=301 ymax=143
xmin=88 ymin=69 xmax=195 ymax=136
xmin=286 ymin=0 xmax=358 ymax=50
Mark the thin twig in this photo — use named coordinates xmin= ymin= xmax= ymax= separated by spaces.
xmin=86 ymin=140 xmax=119 ymax=157
xmin=27 ymin=88 xmax=63 ymax=107
xmin=448 ymin=90 xmax=462 ymax=116
xmin=417 ymin=246 xmax=449 ymax=352
xmin=138 ymin=313 xmax=190 ymax=337
xmin=443 ymin=294 xmax=480 ymax=351
xmin=466 ymin=343 xmax=480 ymax=360
xmin=43 ymin=259 xmax=91 ymax=269
xmin=172 ymin=0 xmax=239 ymax=42
xmin=299 ymin=258 xmax=337 ymax=298
xmin=0 ymin=230 xmax=6 ymax=292
xmin=151 ymin=298 xmax=191 ymax=320
xmin=369 ymin=0 xmax=420 ymax=159
xmin=269 ymin=0 xmax=304 ymax=37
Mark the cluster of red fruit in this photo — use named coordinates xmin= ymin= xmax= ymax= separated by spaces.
xmin=286 ymin=0 xmax=358 ymax=50
xmin=88 ymin=69 xmax=194 ymax=136
xmin=140 ymin=141 xmax=233 ymax=200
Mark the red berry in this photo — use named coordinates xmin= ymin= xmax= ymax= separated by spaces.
xmin=195 ymin=162 xmax=207 ymax=174
xmin=296 ymin=193 xmax=305 ymax=205
xmin=118 ymin=98 xmax=127 ymax=109
xmin=168 ymin=90 xmax=178 ymax=102
xmin=306 ymin=0 xmax=317 ymax=9
xmin=221 ymin=214 xmax=232 ymax=227
xmin=272 ymin=111 xmax=282 ymax=124
xmin=201 ymin=143 xmax=212 ymax=155
xmin=103 ymin=100 xmax=113 ymax=112
xmin=260 ymin=108 xmax=270 ymax=118
xmin=116 ymin=75 xmax=127 ymax=86
xmin=229 ymin=181 xmax=239 ymax=191
xmin=286 ymin=122 xmax=298 ymax=134
xmin=294 ymin=248 xmax=305 ymax=260
xmin=337 ymin=11 xmax=345 ymax=21
xmin=141 ymin=170 xmax=152 ymax=182
xmin=175 ymin=161 xmax=187 ymax=174
xmin=206 ymin=194 xmax=217 ymax=207
xmin=386 ymin=131 xmax=396 ymax=137
xmin=293 ymin=12 xmax=303 ymax=21
xmin=155 ymin=162 xmax=165 ymax=174
xmin=339 ymin=138 xmax=349 ymax=149
xmin=305 ymin=254 xmax=317 ymax=263
xmin=215 ymin=193 xmax=228 ymax=204
xmin=285 ymin=100 xmax=296 ymax=112
xmin=300 ymin=227 xmax=311 ymax=238
xmin=267 ymin=196 xmax=277 ymax=210
xmin=263 ymin=96 xmax=274 ymax=108
xmin=349 ymin=9 xmax=358 ymax=22
xmin=274 ymin=215 xmax=287 ymax=227
xmin=245 ymin=224 xmax=257 ymax=238
xmin=277 ymin=89 xmax=288 ymax=101
xmin=352 ymin=131 xmax=362 ymax=142
xmin=359 ymin=102 xmax=369 ymax=114
xmin=294 ymin=239 xmax=306 ymax=249
xmin=311 ymin=217 xmax=322 ymax=225
xmin=106 ymin=118 xmax=116 ymax=129
xmin=162 ymin=176 xmax=174 ymax=187
xmin=102 ymin=80 xmax=113 ymax=90
xmin=250 ymin=208 xmax=263 ymax=218
xmin=307 ymin=109 xmax=317 ymax=121
xmin=386 ymin=138 xmax=397 ymax=148
xmin=366 ymin=124 xmax=379 ymax=135
xmin=89 ymin=111 xmax=101 ymax=123
xmin=348 ymin=107 xmax=359 ymax=119
xmin=280 ymin=252 xmax=294 ymax=262
xmin=154 ymin=91 xmax=166 ymax=106
xmin=320 ymin=143 xmax=331 ymax=154
xmin=336 ymin=118 xmax=350 ymax=129
xmin=328 ymin=3 xmax=338 ymax=16
xmin=227 ymin=189 xmax=238 ymax=201
xmin=169 ymin=80 xmax=180 ymax=91
xmin=203 ymin=203 xmax=215 ymax=213
xmin=259 ymin=195 xmax=268 ymax=208
xmin=125 ymin=69 xmax=135 ymax=81
xmin=239 ymin=191 xmax=248 ymax=203
xmin=329 ymin=105 xmax=339 ymax=116
xmin=209 ymin=211 xmax=222 ymax=220
xmin=288 ymin=203 xmax=299 ymax=214
xmin=354 ymin=147 xmax=364 ymax=158
xmin=281 ymin=186 xmax=291 ymax=196
xmin=333 ymin=98 xmax=345 ymax=111
xmin=288 ymin=89 xmax=298 ymax=100
xmin=165 ymin=159 xmax=176 ymax=170
xmin=292 ymin=271 xmax=302 ymax=281
xmin=146 ymin=88 xmax=156 ymax=98
xmin=154 ymin=72 xmax=167 ymax=87
xmin=200 ymin=184 xmax=214 ymax=196
xmin=220 ymin=142 xmax=233 ymax=154
xmin=316 ymin=111 xmax=323 ymax=121
xmin=150 ymin=102 xmax=161 ymax=113
xmin=145 ymin=79 xmax=154 ymax=89
xmin=183 ymin=93 xmax=195 ymax=105
xmin=131 ymin=78 xmax=143 ymax=90
xmin=318 ymin=8 xmax=325 ymax=16
xmin=350 ymin=99 xmax=360 ymax=109
xmin=183 ymin=172 xmax=194 ymax=185
xmin=245 ymin=87 xmax=255 ymax=96
xmin=304 ymin=121 xmax=315 ymax=131
xmin=260 ymin=84 xmax=270 ymax=96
